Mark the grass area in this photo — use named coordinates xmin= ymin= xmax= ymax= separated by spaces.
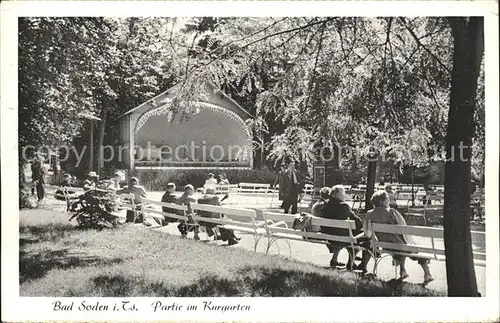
xmin=20 ymin=209 xmax=443 ymax=297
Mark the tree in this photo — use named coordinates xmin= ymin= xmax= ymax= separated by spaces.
xmin=18 ymin=18 xmax=106 ymax=195
xmin=177 ymin=17 xmax=484 ymax=295
xmin=443 ymin=17 xmax=484 ymax=296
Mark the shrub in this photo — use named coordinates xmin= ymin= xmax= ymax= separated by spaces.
xmin=132 ymin=168 xmax=278 ymax=191
xmin=69 ymin=190 xmax=121 ymax=229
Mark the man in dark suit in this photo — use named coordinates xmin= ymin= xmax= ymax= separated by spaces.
xmin=281 ymin=161 xmax=303 ymax=214
xmin=161 ymin=183 xmax=181 ymax=225
xmin=197 ymin=187 xmax=240 ymax=245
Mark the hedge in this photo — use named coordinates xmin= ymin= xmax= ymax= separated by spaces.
xmin=131 ymin=168 xmax=278 ymax=191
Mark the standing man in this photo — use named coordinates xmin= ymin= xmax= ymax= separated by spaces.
xmin=31 ymin=155 xmax=46 ymax=202
xmin=273 ymin=165 xmax=286 ymax=208
xmin=281 ymin=160 xmax=302 ymax=214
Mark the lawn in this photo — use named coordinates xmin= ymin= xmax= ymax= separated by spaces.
xmin=19 ymin=209 xmax=443 ymax=297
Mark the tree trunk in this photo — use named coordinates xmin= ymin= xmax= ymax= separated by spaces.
xmin=96 ymin=106 xmax=109 ymax=174
xmin=365 ymin=159 xmax=377 ymax=210
xmin=443 ymin=17 xmax=483 ymax=296
xmin=410 ymin=163 xmax=415 ymax=207
xmin=89 ymin=120 xmax=94 ymax=173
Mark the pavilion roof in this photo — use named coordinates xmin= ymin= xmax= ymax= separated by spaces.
xmin=115 ymin=82 xmax=253 ymax=120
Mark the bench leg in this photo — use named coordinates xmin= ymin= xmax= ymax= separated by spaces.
xmin=373 ymin=254 xmax=391 ymax=276
xmin=266 ymin=236 xmax=279 ymax=255
xmin=286 ymin=239 xmax=292 ymax=258
xmin=253 ymin=235 xmax=264 ymax=252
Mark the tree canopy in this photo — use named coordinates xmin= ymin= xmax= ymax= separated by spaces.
xmin=19 ymin=16 xmax=484 ymax=179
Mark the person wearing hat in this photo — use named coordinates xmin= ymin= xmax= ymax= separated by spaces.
xmin=83 ymin=171 xmax=99 ymax=191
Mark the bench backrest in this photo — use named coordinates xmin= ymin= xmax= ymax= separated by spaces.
xmin=237 ymin=182 xmax=271 ymax=194
xmin=369 ymin=222 xmax=486 ymax=261
xmin=261 ymin=211 xmax=357 ymax=244
xmin=190 ymin=203 xmax=258 ymax=230
xmin=214 ymin=184 xmax=239 ymax=194
xmin=142 ymin=198 xmax=188 ymax=221
xmin=425 ymin=193 xmax=444 ymax=201
xmin=45 ymin=184 xmax=85 ymax=195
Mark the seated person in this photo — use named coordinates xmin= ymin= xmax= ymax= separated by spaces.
xmin=55 ymin=173 xmax=76 ymax=201
xmin=161 ymin=183 xmax=181 ymax=225
xmin=83 ymin=171 xmax=99 ymax=191
xmin=355 ymin=190 xmax=434 ymax=285
xmin=310 ymin=187 xmax=330 ymax=232
xmin=218 ymin=173 xmax=230 ymax=185
xmin=197 ymin=187 xmax=240 ymax=245
xmin=116 ymin=177 xmax=148 ymax=223
xmin=321 ymin=185 xmax=365 ymax=270
xmin=176 ymin=184 xmax=199 ymax=240
xmin=384 ymin=184 xmax=399 ymax=209
xmin=311 ymin=187 xmax=330 ymax=217
xmin=107 ymin=173 xmax=122 ymax=191
xmin=217 ymin=173 xmax=230 ymax=202
xmin=204 ymin=173 xmax=218 ymax=189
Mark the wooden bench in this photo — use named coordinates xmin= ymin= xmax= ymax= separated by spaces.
xmin=345 ymin=188 xmax=365 ymax=210
xmin=430 ymin=185 xmax=445 ymax=193
xmin=299 ymin=184 xmax=316 ymax=206
xmin=189 ymin=203 xmax=266 ymax=251
xmin=45 ymin=184 xmax=84 ymax=211
xmin=257 ymin=212 xmax=376 ymax=266
xmin=342 ymin=185 xmax=352 ymax=191
xmin=237 ymin=182 xmax=271 ymax=194
xmin=214 ymin=184 xmax=239 ymax=195
xmin=140 ymin=198 xmax=196 ymax=231
xmin=367 ymin=221 xmax=486 ymax=276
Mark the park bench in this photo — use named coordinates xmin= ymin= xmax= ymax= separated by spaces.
xmin=233 ymin=182 xmax=274 ymax=205
xmin=45 ymin=184 xmax=84 ymax=211
xmin=342 ymin=185 xmax=352 ymax=191
xmin=237 ymin=182 xmax=272 ymax=194
xmin=140 ymin=198 xmax=196 ymax=230
xmin=256 ymin=212 xmax=376 ymax=267
xmin=366 ymin=221 xmax=486 ymax=277
xmin=214 ymin=184 xmax=239 ymax=195
xmin=345 ymin=188 xmax=365 ymax=210
xmin=189 ymin=203 xmax=266 ymax=251
xmin=434 ymin=186 xmax=445 ymax=193
xmin=139 ymin=199 xmax=265 ymax=250
xmin=299 ymin=183 xmax=316 ymax=206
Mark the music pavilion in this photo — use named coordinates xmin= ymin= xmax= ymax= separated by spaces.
xmin=116 ymin=83 xmax=255 ymax=171
xmin=117 ymin=82 xmax=341 ymax=187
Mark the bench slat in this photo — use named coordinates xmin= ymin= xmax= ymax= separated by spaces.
xmin=266 ymin=226 xmax=353 ymax=244
xmin=371 ymin=223 xmax=444 ymax=238
xmin=142 ymin=199 xmax=188 ymax=211
xmin=191 ymin=204 xmax=256 ymax=219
